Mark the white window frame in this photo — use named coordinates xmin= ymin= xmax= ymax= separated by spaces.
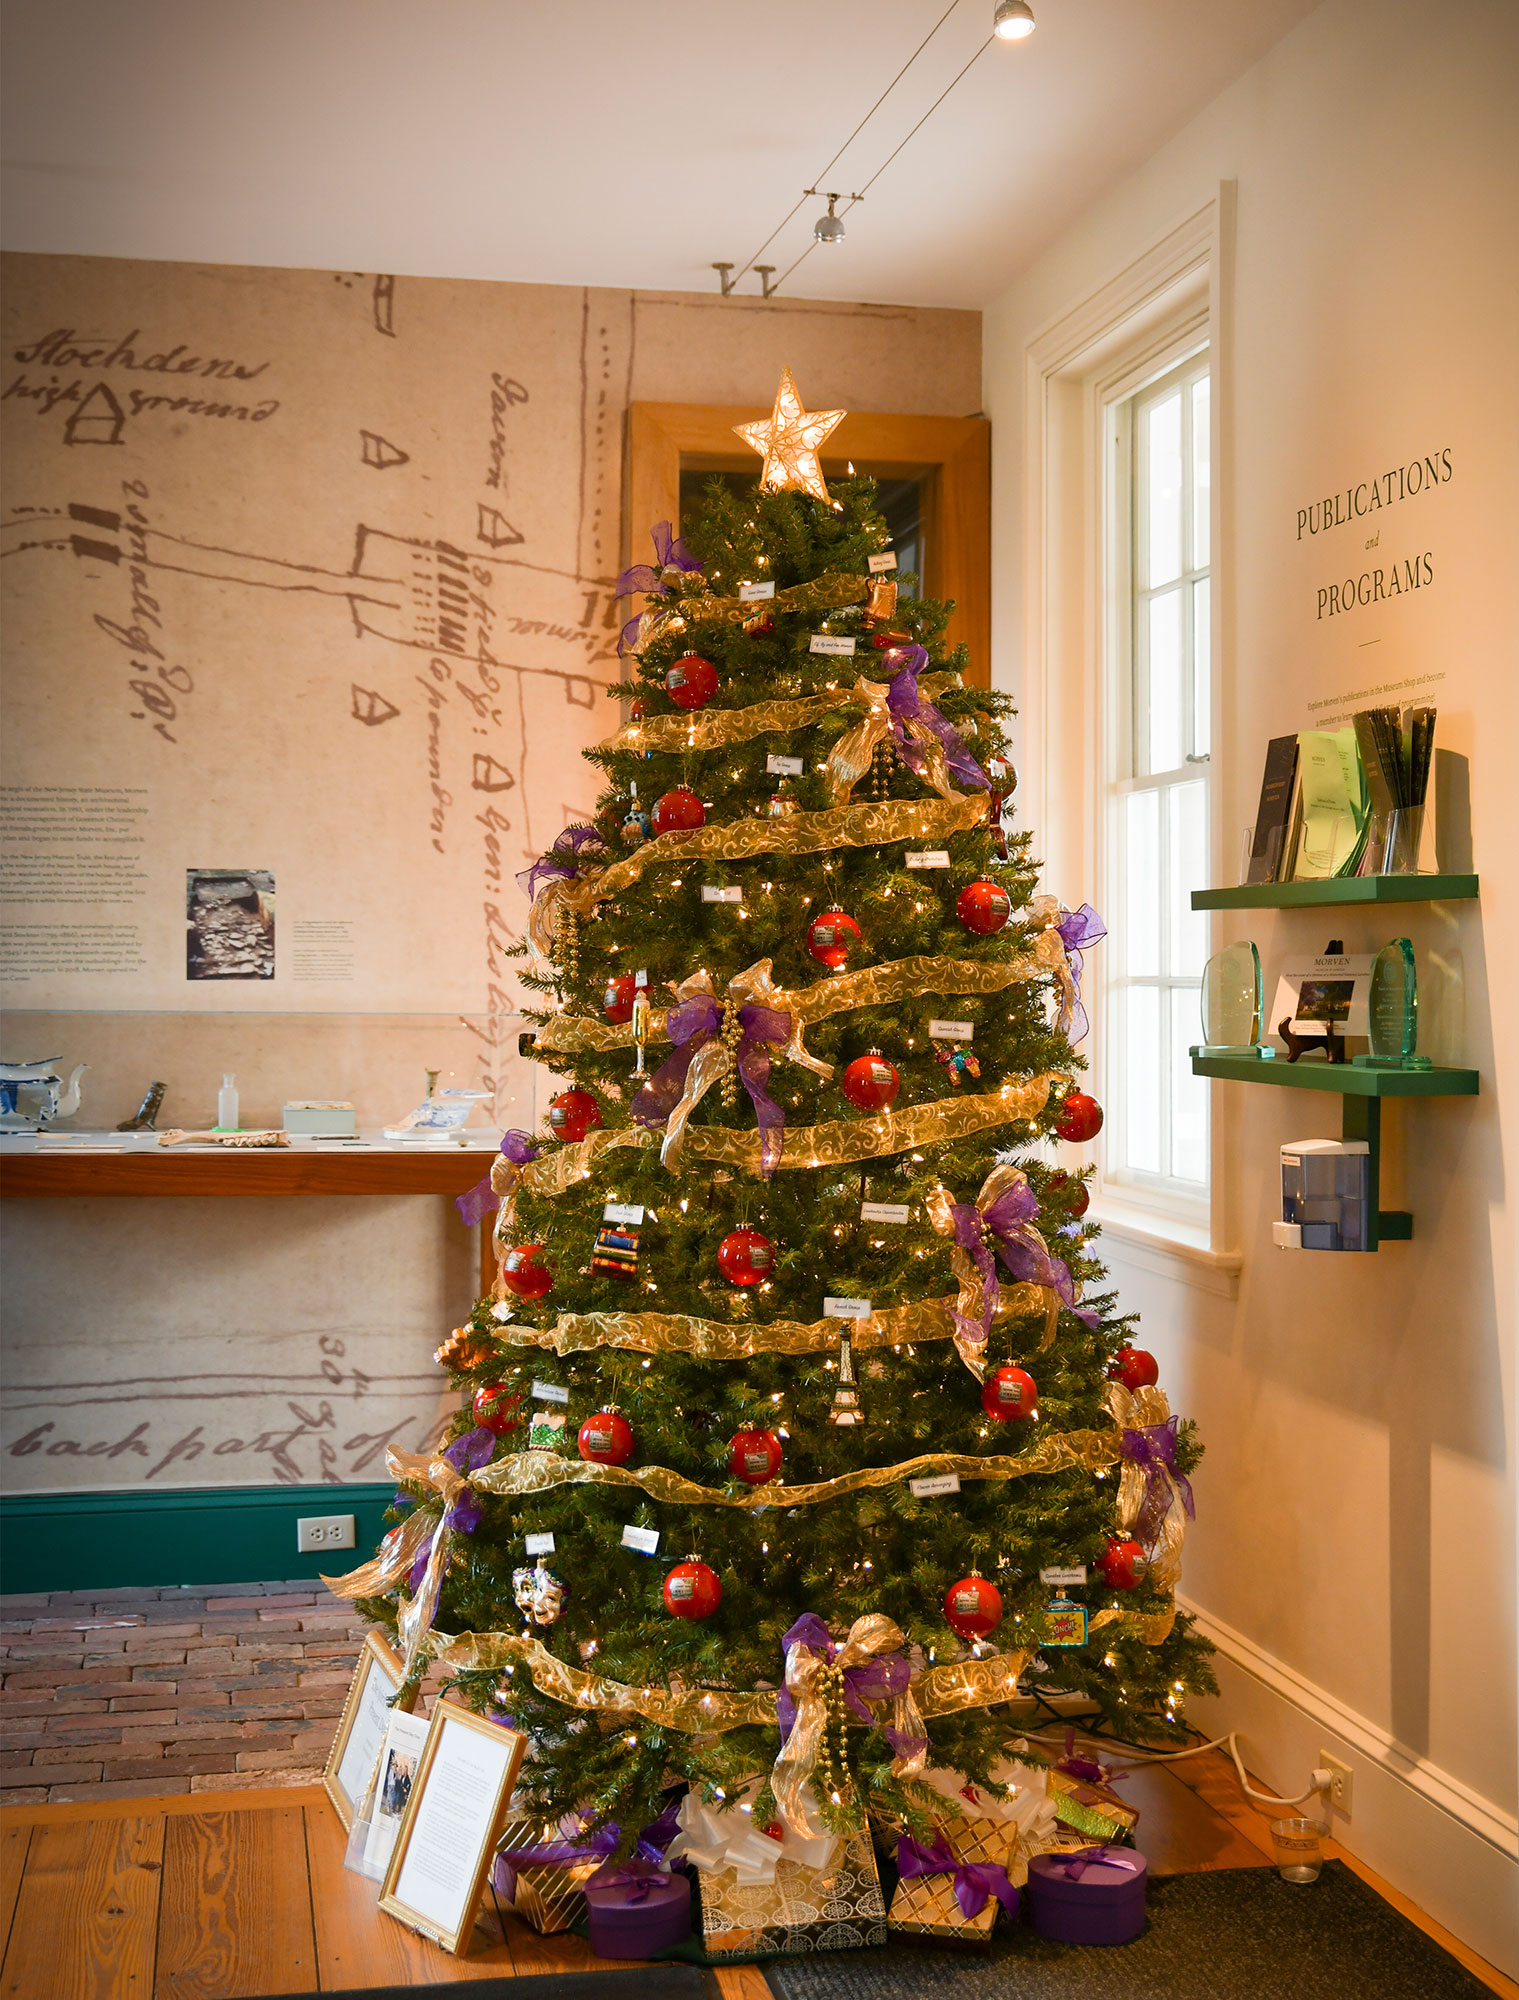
xmin=1016 ymin=189 xmax=1240 ymax=1292
xmin=1102 ymin=347 xmax=1212 ymax=1227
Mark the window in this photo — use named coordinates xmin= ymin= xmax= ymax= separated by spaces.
xmin=1104 ymin=352 xmax=1211 ymax=1216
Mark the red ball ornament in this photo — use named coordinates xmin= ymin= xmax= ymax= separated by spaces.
xmin=717 ymin=1226 xmax=774 ymax=1286
xmin=500 ymin=1243 xmax=553 ymax=1301
xmin=665 ymin=654 xmax=719 ymax=711
xmin=603 ymin=973 xmax=637 ymax=1024
xmin=548 ymin=1089 xmax=602 ymax=1143
xmin=807 ymin=907 xmax=862 ymax=970
xmin=1047 ymin=1169 xmax=1090 ymax=1218
xmin=577 ymin=1408 xmax=634 ymax=1466
xmin=944 ymin=1573 xmax=1003 ymax=1640
xmin=956 ymin=878 xmax=1013 ymax=936
xmin=1100 ymin=1536 xmax=1148 ymax=1591
xmin=1054 ymin=1091 xmax=1104 ymax=1143
xmin=471 ymin=1383 xmax=521 ymax=1436
xmin=651 ymin=787 xmax=706 ymax=834
xmin=727 ymin=1428 xmax=783 ymax=1486
xmin=663 ymin=1559 xmax=722 ymax=1619
xmin=1107 ymin=1345 xmax=1159 ymax=1392
xmin=841 ymin=1052 xmax=900 ymax=1112
xmin=981 ymin=1364 xmax=1038 ymax=1423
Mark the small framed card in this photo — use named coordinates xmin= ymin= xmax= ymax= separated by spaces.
xmin=379 ymin=1703 xmax=528 ymax=1956
xmin=323 ymin=1630 xmax=417 ymax=1830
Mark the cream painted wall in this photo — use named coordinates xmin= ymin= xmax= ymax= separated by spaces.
xmin=983 ymin=0 xmax=1517 ymax=1968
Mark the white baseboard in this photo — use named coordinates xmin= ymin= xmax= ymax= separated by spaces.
xmin=1181 ymin=1595 xmax=1519 ymax=1982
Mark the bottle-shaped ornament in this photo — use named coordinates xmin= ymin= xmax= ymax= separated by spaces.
xmin=827 ymin=1332 xmax=865 ymax=1427
xmin=629 ymin=975 xmax=652 ymax=1078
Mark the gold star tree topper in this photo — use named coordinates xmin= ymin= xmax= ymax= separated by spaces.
xmin=733 ymin=366 xmax=846 ymax=504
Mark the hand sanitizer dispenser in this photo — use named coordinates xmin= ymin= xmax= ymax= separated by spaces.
xmin=1275 ymin=1139 xmax=1371 ymax=1252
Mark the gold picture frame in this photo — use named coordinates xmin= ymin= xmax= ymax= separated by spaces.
xmin=322 ymin=1630 xmax=417 ymax=1830
xmin=378 ymin=1702 xmax=528 ymax=1956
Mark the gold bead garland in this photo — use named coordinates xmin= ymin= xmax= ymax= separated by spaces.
xmin=816 ymin=1660 xmax=853 ymax=1804
xmin=719 ymin=998 xmax=743 ymax=1109
xmin=552 ymin=904 xmax=580 ymax=981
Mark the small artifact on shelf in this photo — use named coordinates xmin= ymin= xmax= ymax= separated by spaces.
xmin=1352 ymin=936 xmax=1431 ymax=1071
xmin=117 ymin=1081 xmax=167 ymax=1132
xmin=1195 ymin=942 xmax=1274 ymax=1059
xmin=383 ymin=1086 xmax=491 ymax=1142
xmin=282 ymin=1100 xmax=358 ymax=1137
xmin=0 ymin=1058 xmax=88 ymax=1133
xmin=157 ymin=1127 xmax=292 ymax=1148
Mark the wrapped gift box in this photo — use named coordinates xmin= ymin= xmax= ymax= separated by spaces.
xmin=668 ymin=1786 xmax=886 ymax=1959
xmin=1048 ymin=1766 xmax=1140 ymax=1844
xmin=1027 ymin=1847 xmax=1148 ymax=1945
xmin=491 ymin=1813 xmax=607 ymax=1934
xmin=888 ymin=1760 xmax=1058 ymax=1947
xmin=585 ymin=1861 xmax=692 ymax=1958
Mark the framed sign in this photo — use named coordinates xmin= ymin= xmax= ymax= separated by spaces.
xmin=379 ymin=1703 xmax=528 ymax=1956
xmin=322 ymin=1631 xmax=417 ymax=1830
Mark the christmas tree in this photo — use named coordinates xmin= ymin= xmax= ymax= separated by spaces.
xmin=334 ymin=368 xmax=1212 ymax=1854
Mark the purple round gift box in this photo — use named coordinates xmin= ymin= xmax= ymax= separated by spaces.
xmin=1026 ymin=1848 xmax=1148 ymax=1945
xmin=585 ymin=1866 xmax=692 ymax=1958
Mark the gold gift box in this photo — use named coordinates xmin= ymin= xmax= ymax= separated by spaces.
xmin=493 ymin=1815 xmax=601 ymax=1935
xmin=887 ymin=1809 xmax=1023 ymax=1946
xmin=1048 ymin=1768 xmax=1140 ymax=1843
xmin=696 ymin=1824 xmax=887 ymax=1960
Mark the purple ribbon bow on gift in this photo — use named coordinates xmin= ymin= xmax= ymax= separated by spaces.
xmin=1053 ymin=1845 xmax=1141 ymax=1880
xmin=587 ymin=1858 xmax=670 ymax=1904
xmin=406 ymin=1426 xmax=495 ymax=1590
xmin=632 ymin=991 xmax=791 ymax=1178
xmin=614 ymin=521 xmax=702 ymax=657
xmin=1119 ymin=1416 xmax=1196 ymax=1548
xmin=882 ymin=644 xmax=990 ymax=794
xmin=494 ymin=1798 xmax=681 ymax=1882
xmin=776 ymin=1614 xmax=925 ymax=1761
xmin=1056 ymin=1728 xmax=1124 ymax=1789
xmin=456 ymin=1128 xmax=538 ymax=1228
xmin=947 ymin=1176 xmax=1097 ymax=1347
xmin=1055 ymin=903 xmax=1107 ymax=1044
xmin=515 ymin=823 xmax=606 ymax=906
xmin=896 ymin=1830 xmax=1019 ymax=1920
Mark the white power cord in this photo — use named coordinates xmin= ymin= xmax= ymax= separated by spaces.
xmin=1022 ymin=1729 xmax=1331 ymax=1811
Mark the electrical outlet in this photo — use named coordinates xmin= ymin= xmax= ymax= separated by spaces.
xmin=1319 ymin=1749 xmax=1354 ymax=1816
xmin=296 ymin=1513 xmax=355 ymax=1553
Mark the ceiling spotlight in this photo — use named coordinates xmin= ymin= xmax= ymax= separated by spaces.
xmin=811 ymin=193 xmax=847 ymax=246
xmin=993 ymin=0 xmax=1036 ymax=39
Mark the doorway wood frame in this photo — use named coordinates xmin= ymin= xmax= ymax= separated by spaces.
xmin=626 ymin=403 xmax=991 ymax=686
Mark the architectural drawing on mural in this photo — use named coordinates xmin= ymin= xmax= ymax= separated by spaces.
xmin=359 ymin=428 xmax=409 ymax=470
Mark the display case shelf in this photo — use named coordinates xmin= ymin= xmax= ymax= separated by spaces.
xmin=1191 ymin=874 xmax=1478 ymax=912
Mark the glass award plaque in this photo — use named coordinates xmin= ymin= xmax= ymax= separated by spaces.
xmin=1196 ymin=940 xmax=1273 ymax=1057
xmin=1355 ymin=937 xmax=1430 ymax=1069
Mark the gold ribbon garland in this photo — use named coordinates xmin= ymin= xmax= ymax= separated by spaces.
xmin=924 ymin=1163 xmax=1067 ymax=1378
xmin=531 ymin=933 xmax=1069 ymax=1058
xmin=610 ymin=671 xmax=961 ymax=758
xmin=516 ymin=1073 xmax=1061 ymax=1189
xmin=498 ymin=1286 xmax=1056 ymax=1361
xmin=384 ymin=1430 xmax=1119 ymax=1513
xmin=823 ymin=674 xmax=960 ymax=805
xmin=524 ymin=792 xmax=993 ymax=955
xmin=1105 ymin=1381 xmax=1190 ymax=1596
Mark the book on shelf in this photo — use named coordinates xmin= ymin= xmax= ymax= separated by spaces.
xmin=1245 ymin=735 xmax=1299 ymax=883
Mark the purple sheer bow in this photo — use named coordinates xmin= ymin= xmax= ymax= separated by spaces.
xmin=614 ymin=521 xmax=701 ymax=657
xmin=882 ymin=645 xmax=990 ymax=793
xmin=776 ymin=1615 xmax=923 ymax=1760
xmin=406 ymin=1427 xmax=495 ymax=1588
xmin=1120 ymin=1416 xmax=1195 ymax=1547
xmin=632 ymin=992 xmax=791 ymax=1178
xmin=1052 ymin=1845 xmax=1141 ymax=1880
xmin=493 ymin=1798 xmax=681 ymax=1878
xmin=1055 ymin=903 xmax=1107 ymax=1044
xmin=1056 ymin=1728 xmax=1130 ymax=1790
xmin=896 ymin=1831 xmax=1019 ymax=1919
xmin=515 ymin=824 xmax=606 ymax=906
xmin=456 ymin=1128 xmax=538 ymax=1228
xmin=948 ymin=1178 xmax=1084 ymax=1348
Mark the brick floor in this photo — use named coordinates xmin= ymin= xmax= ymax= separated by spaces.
xmin=0 ymin=1580 xmax=400 ymax=1804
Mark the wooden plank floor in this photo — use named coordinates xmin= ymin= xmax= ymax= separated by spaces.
xmin=0 ymin=1756 xmax=1511 ymax=1998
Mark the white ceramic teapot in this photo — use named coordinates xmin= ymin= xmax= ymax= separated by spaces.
xmin=0 ymin=1058 xmax=88 ymax=1132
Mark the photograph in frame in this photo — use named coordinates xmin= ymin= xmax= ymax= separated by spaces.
xmin=322 ymin=1630 xmax=417 ymax=1831
xmin=378 ymin=1702 xmax=528 ymax=1956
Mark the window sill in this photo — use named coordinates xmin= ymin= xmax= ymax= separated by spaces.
xmin=1087 ymin=1199 xmax=1241 ymax=1299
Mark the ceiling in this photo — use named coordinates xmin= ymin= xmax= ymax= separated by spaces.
xmin=0 ymin=0 xmax=1318 ymax=310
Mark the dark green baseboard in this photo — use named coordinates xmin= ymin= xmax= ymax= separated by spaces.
xmin=0 ymin=1482 xmax=396 ymax=1595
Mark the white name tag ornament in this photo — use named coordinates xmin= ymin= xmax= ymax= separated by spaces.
xmin=860 ymin=1202 xmax=910 ymax=1224
xmin=809 ymin=634 xmax=856 ymax=656
xmin=766 ymin=753 xmax=803 ymax=777
xmin=531 ymin=1380 xmax=569 ymax=1405
xmin=929 ymin=1019 xmax=974 ymax=1041
xmin=739 ymin=580 xmax=776 ymax=602
xmin=823 ymin=1296 xmax=871 ymax=1319
xmin=701 ymin=885 xmax=743 ymax=904
xmin=603 ymin=1202 xmax=644 ymax=1226
xmin=868 ymin=551 xmax=898 ymax=574
xmin=1040 ymin=1565 xmax=1088 ymax=1586
xmin=910 ymin=1474 xmax=962 ymax=1498
xmin=524 ymin=1532 xmax=556 ymax=1556
xmin=621 ymin=1525 xmax=660 ymax=1555
xmin=906 ymin=851 xmax=950 ymax=869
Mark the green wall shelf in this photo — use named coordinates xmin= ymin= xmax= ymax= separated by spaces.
xmin=1192 ymin=874 xmax=1478 ymax=912
xmin=1191 ymin=1051 xmax=1479 ymax=1251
